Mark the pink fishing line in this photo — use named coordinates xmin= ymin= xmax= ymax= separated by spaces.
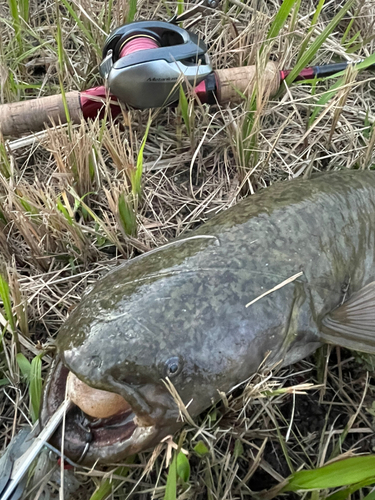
xmin=120 ymin=37 xmax=159 ymax=58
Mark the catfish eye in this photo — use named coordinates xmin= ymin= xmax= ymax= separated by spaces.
xmin=164 ymin=357 xmax=182 ymax=378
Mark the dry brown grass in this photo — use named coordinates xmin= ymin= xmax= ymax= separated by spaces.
xmin=1 ymin=0 xmax=375 ymax=498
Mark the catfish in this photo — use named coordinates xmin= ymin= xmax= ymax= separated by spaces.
xmin=40 ymin=170 xmax=375 ymax=465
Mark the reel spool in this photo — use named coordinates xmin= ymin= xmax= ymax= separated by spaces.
xmin=99 ymin=21 xmax=212 ymax=109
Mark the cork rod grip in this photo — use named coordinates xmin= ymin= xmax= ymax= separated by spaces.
xmin=215 ymin=62 xmax=280 ymax=104
xmin=0 ymin=91 xmax=82 ymax=138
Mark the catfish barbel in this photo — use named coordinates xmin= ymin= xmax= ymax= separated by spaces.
xmin=40 ymin=170 xmax=375 ymax=465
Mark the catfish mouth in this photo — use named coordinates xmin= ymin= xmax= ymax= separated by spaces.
xmin=40 ymin=357 xmax=160 ymax=466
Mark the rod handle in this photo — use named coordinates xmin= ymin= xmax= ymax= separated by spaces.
xmin=215 ymin=62 xmax=280 ymax=103
xmin=0 ymin=92 xmax=82 ymax=138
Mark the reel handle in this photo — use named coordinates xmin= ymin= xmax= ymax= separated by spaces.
xmin=215 ymin=62 xmax=280 ymax=103
xmin=0 ymin=87 xmax=122 ymax=138
xmin=0 ymin=92 xmax=82 ymax=138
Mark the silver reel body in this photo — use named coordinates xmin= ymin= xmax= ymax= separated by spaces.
xmin=99 ymin=21 xmax=212 ymax=109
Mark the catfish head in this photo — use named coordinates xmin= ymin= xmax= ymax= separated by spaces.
xmin=41 ymin=232 xmax=319 ymax=465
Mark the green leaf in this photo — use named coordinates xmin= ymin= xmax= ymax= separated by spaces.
xmin=194 ymin=441 xmax=209 ymax=456
xmin=29 ymin=355 xmax=43 ymax=423
xmin=234 ymin=439 xmax=244 ymax=459
xmin=285 ymin=0 xmax=356 ymax=86
xmin=164 ymin=453 xmax=177 ymax=500
xmin=16 ymin=353 xmax=31 ymax=379
xmin=0 ymin=378 xmax=10 ymax=386
xmin=176 ymin=452 xmax=190 ymax=483
xmin=283 ymin=456 xmax=375 ymax=492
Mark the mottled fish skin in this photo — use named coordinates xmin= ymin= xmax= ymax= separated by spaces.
xmin=44 ymin=170 xmax=375 ymax=463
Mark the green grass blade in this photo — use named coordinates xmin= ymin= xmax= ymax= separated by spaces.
xmin=118 ymin=193 xmax=137 ymax=237
xmin=20 ymin=0 xmax=29 ymax=23
xmin=30 ymin=354 xmax=42 ymax=423
xmin=325 ymin=51 xmax=375 ymax=79
xmin=310 ymin=0 xmax=325 ymax=27
xmin=56 ymin=13 xmax=71 ymax=125
xmin=288 ymin=0 xmax=301 ymax=35
xmin=178 ymin=85 xmax=190 ymax=136
xmin=7 ymin=0 xmax=20 ymax=26
xmin=297 ymin=0 xmax=325 ymax=59
xmin=14 ymin=41 xmax=51 ymax=66
xmin=326 ymin=478 xmax=375 ymax=500
xmin=308 ymin=77 xmax=342 ymax=127
xmin=177 ymin=0 xmax=184 ymax=16
xmin=59 ymin=0 xmax=101 ymax=56
xmin=7 ymin=0 xmax=21 ymax=48
xmin=16 ymin=352 xmax=31 ymax=379
xmin=283 ymin=456 xmax=375 ymax=492
xmin=132 ymin=116 xmax=152 ymax=198
xmin=164 ymin=453 xmax=177 ymax=500
xmin=68 ymin=188 xmax=124 ymax=251
xmin=0 ymin=272 xmax=16 ymax=333
xmin=56 ymin=196 xmax=74 ymax=225
xmin=308 ymin=52 xmax=375 ymax=126
xmin=343 ymin=30 xmax=361 ymax=50
xmin=265 ymin=0 xmax=300 ymax=43
xmin=104 ymin=0 xmax=114 ymax=33
xmin=90 ymin=463 xmax=133 ymax=500
xmin=341 ymin=2 xmax=363 ymax=46
xmin=0 ymin=140 xmax=12 ymax=178
xmin=363 ymin=490 xmax=375 ymax=500
xmin=346 ymin=33 xmax=375 ymax=54
xmin=126 ymin=0 xmax=137 ymax=23
xmin=285 ymin=0 xmax=356 ymax=85
xmin=0 ymin=208 xmax=6 ymax=224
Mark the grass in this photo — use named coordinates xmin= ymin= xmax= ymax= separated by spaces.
xmin=1 ymin=0 xmax=375 ymax=498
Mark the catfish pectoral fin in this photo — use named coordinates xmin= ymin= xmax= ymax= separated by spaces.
xmin=320 ymin=281 xmax=375 ymax=353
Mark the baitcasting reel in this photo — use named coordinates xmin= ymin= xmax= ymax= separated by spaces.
xmin=99 ymin=21 xmax=212 ymax=109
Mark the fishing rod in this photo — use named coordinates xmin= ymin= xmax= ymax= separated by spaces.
xmin=0 ymin=14 xmax=276 ymax=138
xmin=0 ymin=7 xmax=374 ymax=139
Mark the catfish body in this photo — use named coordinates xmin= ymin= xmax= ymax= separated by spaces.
xmin=41 ymin=171 xmax=375 ymax=464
